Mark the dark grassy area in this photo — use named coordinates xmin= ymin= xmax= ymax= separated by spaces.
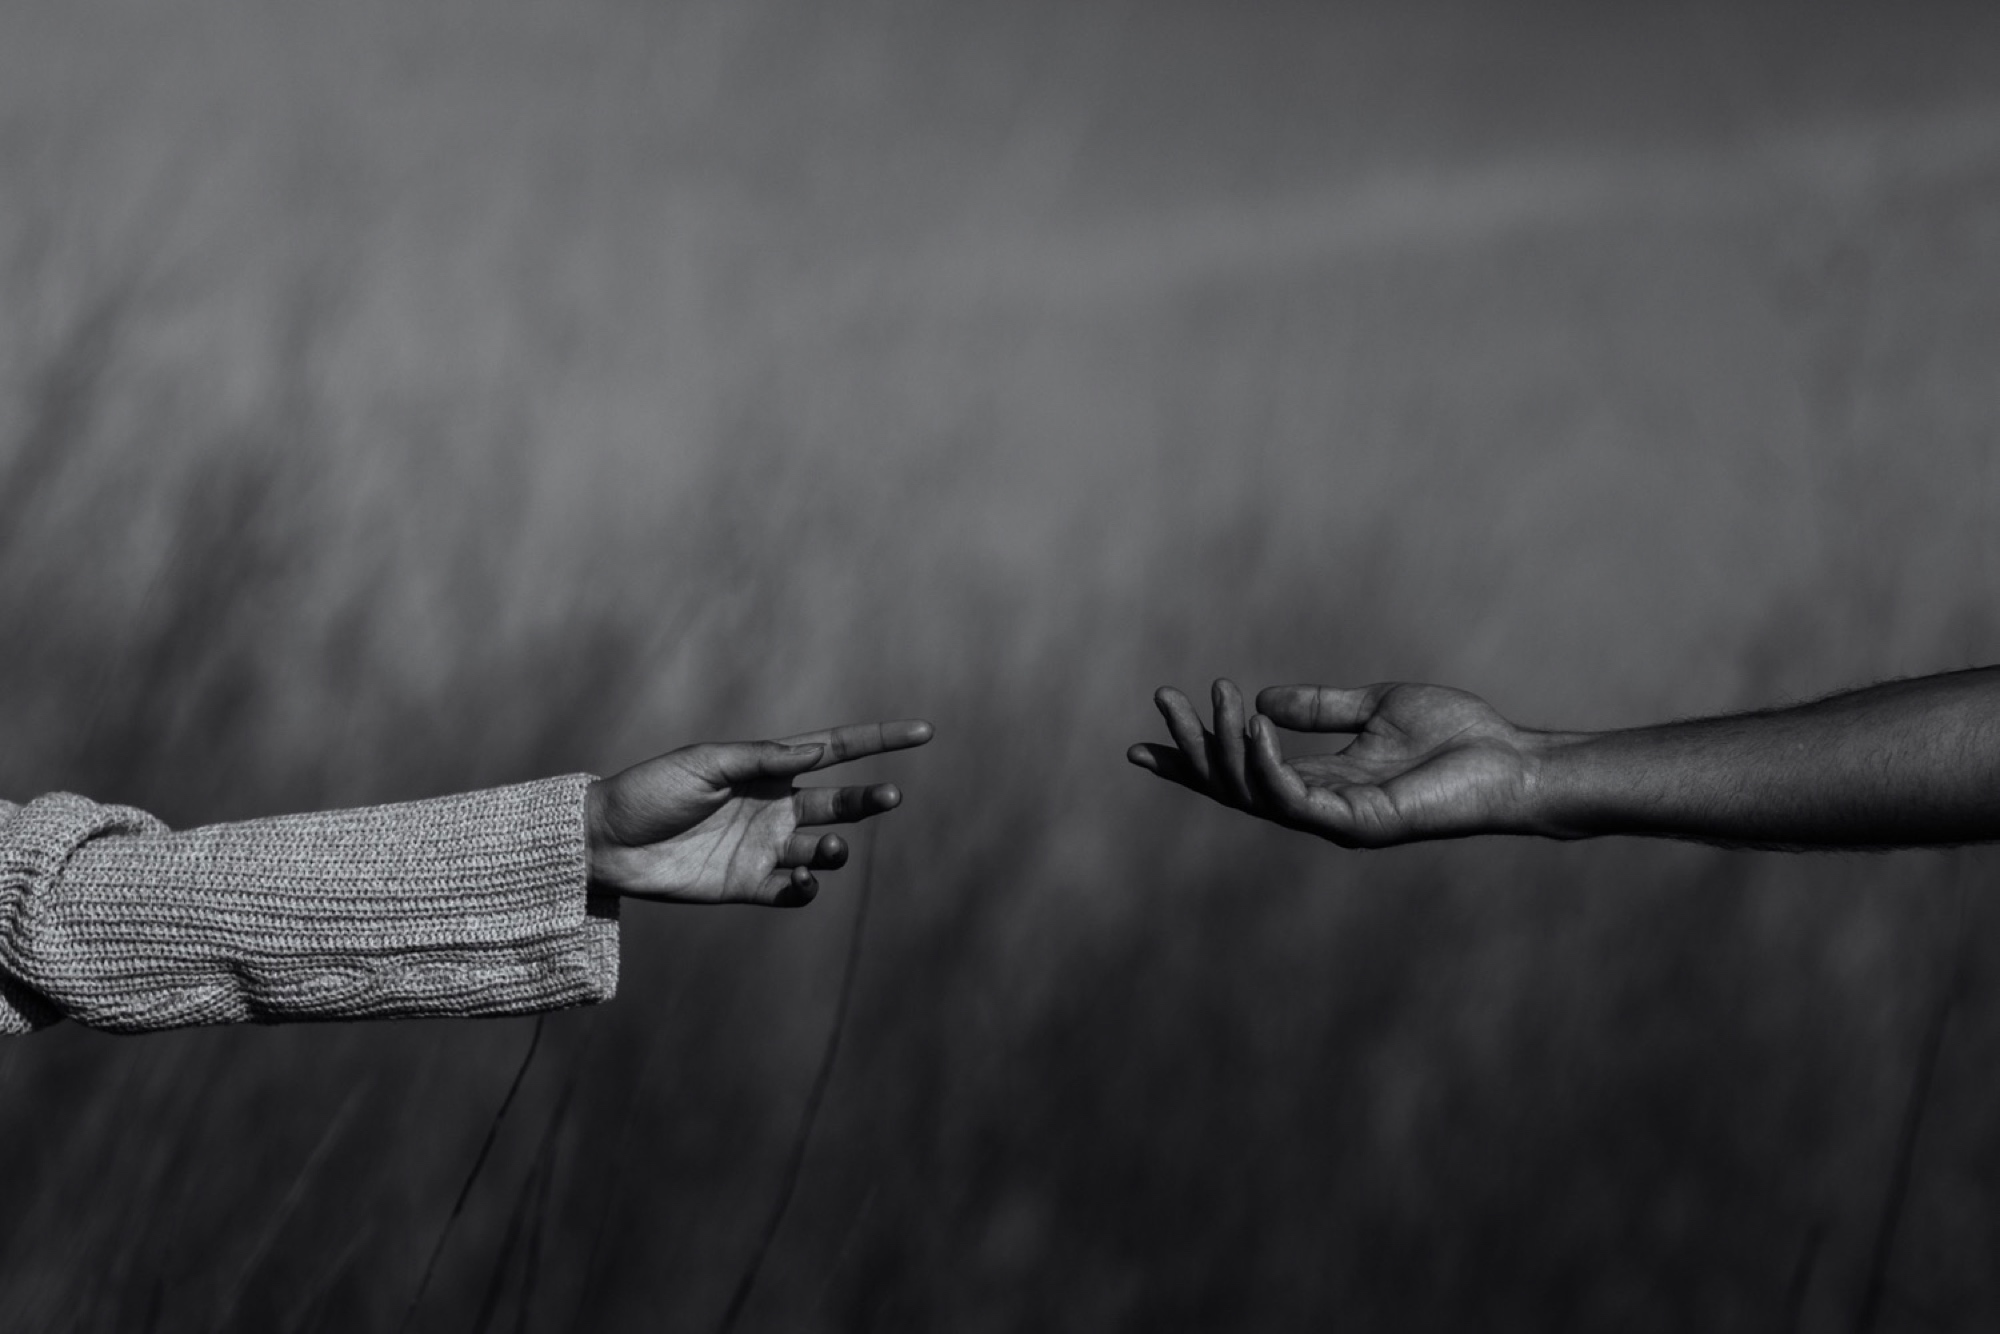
xmin=4 ymin=2 xmax=2000 ymax=1329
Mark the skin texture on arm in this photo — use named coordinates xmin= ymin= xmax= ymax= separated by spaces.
xmin=1128 ymin=668 xmax=2000 ymax=850
xmin=587 ymin=719 xmax=934 ymax=905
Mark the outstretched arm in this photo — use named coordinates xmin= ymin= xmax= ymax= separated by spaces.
xmin=1129 ymin=668 xmax=2000 ymax=849
xmin=0 ymin=718 xmax=932 ymax=1033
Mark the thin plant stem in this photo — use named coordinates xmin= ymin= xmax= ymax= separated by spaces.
xmin=1853 ymin=871 xmax=1969 ymax=1334
xmin=469 ymin=1156 xmax=543 ymax=1334
xmin=213 ymin=1082 xmax=368 ymax=1329
xmin=399 ymin=1015 xmax=546 ymax=1334
xmin=512 ymin=1069 xmax=577 ymax=1334
xmin=470 ymin=1026 xmax=592 ymax=1334
xmin=281 ymin=1225 xmax=373 ymax=1334
xmin=1781 ymin=1221 xmax=1823 ymax=1334
xmin=715 ymin=837 xmax=878 ymax=1334
xmin=573 ymin=1025 xmax=666 ymax=1326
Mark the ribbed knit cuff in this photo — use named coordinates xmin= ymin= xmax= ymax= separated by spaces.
xmin=0 ymin=795 xmax=168 ymax=1033
xmin=1 ymin=776 xmax=618 ymax=1033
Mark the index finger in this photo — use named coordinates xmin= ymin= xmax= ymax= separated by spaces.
xmin=774 ymin=719 xmax=935 ymax=769
xmin=1255 ymin=685 xmax=1380 ymax=733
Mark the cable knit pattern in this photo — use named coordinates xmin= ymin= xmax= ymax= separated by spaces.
xmin=0 ymin=775 xmax=619 ymax=1034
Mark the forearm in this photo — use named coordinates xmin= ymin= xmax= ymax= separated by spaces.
xmin=1523 ymin=668 xmax=2000 ymax=848
xmin=0 ymin=777 xmax=619 ymax=1033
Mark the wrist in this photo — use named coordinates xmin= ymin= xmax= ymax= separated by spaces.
xmin=583 ymin=779 xmax=622 ymax=896
xmin=1513 ymin=728 xmax=1600 ymax=839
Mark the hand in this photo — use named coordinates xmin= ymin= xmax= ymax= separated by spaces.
xmin=1128 ymin=679 xmax=1541 ymax=847
xmin=587 ymin=720 xmax=934 ymax=905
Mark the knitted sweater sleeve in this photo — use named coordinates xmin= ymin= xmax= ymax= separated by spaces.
xmin=0 ymin=775 xmax=619 ymax=1034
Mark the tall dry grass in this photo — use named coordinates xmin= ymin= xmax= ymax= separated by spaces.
xmin=4 ymin=1 xmax=2000 ymax=1329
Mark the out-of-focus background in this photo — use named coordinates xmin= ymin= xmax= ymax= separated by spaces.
xmin=3 ymin=1 xmax=2000 ymax=1328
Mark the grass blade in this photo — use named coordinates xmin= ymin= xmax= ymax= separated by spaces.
xmin=399 ymin=1015 xmax=546 ymax=1334
xmin=716 ymin=836 xmax=877 ymax=1334
xmin=213 ymin=1081 xmax=368 ymax=1329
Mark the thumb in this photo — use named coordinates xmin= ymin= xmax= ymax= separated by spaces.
xmin=1255 ymin=684 xmax=1378 ymax=733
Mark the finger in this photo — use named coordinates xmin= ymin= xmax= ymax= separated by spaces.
xmin=1255 ymin=684 xmax=1380 ymax=733
xmin=1246 ymin=714 xmax=1314 ymax=819
xmin=1153 ymin=687 xmax=1213 ymax=782
xmin=1248 ymin=718 xmax=1376 ymax=843
xmin=794 ymin=783 xmax=903 ymax=826
xmin=1210 ymin=679 xmax=1252 ymax=807
xmin=700 ymin=740 xmax=826 ymax=785
xmin=765 ymin=866 xmax=820 ymax=908
xmin=778 ymin=831 xmax=849 ymax=870
xmin=1127 ymin=742 xmax=1212 ymax=796
xmin=774 ymin=720 xmax=934 ymax=770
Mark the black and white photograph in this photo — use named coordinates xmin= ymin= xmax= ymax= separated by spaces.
xmin=4 ymin=2 xmax=2000 ymax=1329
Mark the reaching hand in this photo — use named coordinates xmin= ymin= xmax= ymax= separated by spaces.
xmin=1128 ymin=679 xmax=1541 ymax=847
xmin=587 ymin=720 xmax=934 ymax=905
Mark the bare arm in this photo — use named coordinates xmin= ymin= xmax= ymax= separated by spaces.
xmin=1129 ymin=668 xmax=2000 ymax=850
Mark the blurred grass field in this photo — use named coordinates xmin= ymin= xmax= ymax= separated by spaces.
xmin=5 ymin=1 xmax=2000 ymax=1329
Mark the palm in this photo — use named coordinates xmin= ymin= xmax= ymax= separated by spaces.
xmin=588 ymin=720 xmax=933 ymax=905
xmin=1289 ymin=688 xmax=1527 ymax=841
xmin=629 ymin=779 xmax=803 ymax=904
